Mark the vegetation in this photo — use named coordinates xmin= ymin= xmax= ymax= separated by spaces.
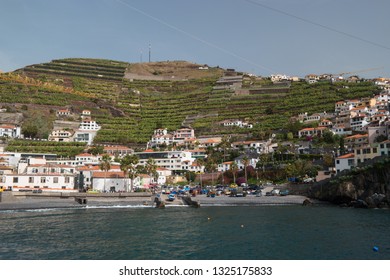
xmin=0 ymin=58 xmax=381 ymax=157
xmin=5 ymin=139 xmax=86 ymax=158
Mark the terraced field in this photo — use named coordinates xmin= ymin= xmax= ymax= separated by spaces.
xmin=1 ymin=58 xmax=380 ymax=149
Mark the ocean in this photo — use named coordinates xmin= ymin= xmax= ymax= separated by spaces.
xmin=1 ymin=205 xmax=389 ymax=260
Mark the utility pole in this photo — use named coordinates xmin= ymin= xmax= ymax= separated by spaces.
xmin=148 ymin=44 xmax=151 ymax=63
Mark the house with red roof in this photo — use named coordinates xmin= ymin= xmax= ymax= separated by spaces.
xmin=0 ymin=124 xmax=21 ymax=138
xmin=335 ymin=153 xmax=355 ymax=173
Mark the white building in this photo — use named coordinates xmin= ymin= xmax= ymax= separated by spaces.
xmin=0 ymin=124 xmax=21 ymax=138
xmin=135 ymin=150 xmax=197 ymax=172
xmin=91 ymin=171 xmax=127 ymax=192
xmin=156 ymin=167 xmax=172 ymax=185
xmin=48 ymin=129 xmax=74 ymax=142
xmin=218 ymin=161 xmax=234 ymax=172
xmin=335 ymin=153 xmax=355 ymax=174
xmin=73 ymin=116 xmax=101 ymax=145
xmin=56 ymin=109 xmax=71 ymax=117
xmin=0 ymin=157 xmax=78 ymax=192
xmin=331 ymin=125 xmax=352 ymax=136
xmin=0 ymin=173 xmax=77 ymax=192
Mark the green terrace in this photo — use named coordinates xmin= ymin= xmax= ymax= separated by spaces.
xmin=6 ymin=140 xmax=86 ymax=158
xmin=3 ymin=58 xmax=381 ymax=146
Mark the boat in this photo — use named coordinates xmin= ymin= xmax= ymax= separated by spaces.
xmin=167 ymin=194 xmax=176 ymax=201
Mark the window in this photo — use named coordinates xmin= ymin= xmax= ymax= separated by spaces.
xmin=65 ymin=177 xmax=70 ymax=183
xmin=13 ymin=177 xmax=18 ymax=183
xmin=41 ymin=177 xmax=46 ymax=183
xmin=29 ymin=177 xmax=34 ymax=183
xmin=336 ymin=160 xmax=340 ymax=164
xmin=53 ymin=177 xmax=58 ymax=184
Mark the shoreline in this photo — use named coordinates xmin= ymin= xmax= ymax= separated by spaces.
xmin=0 ymin=192 xmax=325 ymax=211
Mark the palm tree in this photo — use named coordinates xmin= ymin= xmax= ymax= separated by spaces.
xmin=120 ymin=154 xmax=137 ymax=192
xmin=242 ymin=155 xmax=250 ymax=184
xmin=218 ymin=135 xmax=231 ymax=161
xmin=145 ymin=158 xmax=158 ymax=189
xmin=206 ymin=159 xmax=218 ymax=186
xmin=99 ymin=154 xmax=111 ymax=192
xmin=230 ymin=161 xmax=239 ymax=185
xmin=122 ymin=154 xmax=139 ymax=192
xmin=194 ymin=158 xmax=205 ymax=187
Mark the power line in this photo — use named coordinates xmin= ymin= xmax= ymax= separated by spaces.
xmin=243 ymin=0 xmax=390 ymax=52
xmin=113 ymin=0 xmax=276 ymax=74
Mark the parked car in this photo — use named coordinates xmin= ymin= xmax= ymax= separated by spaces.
xmin=280 ymin=190 xmax=289 ymax=196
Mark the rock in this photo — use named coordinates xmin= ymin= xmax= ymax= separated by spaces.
xmin=350 ymin=199 xmax=368 ymax=208
xmin=302 ymin=199 xmax=313 ymax=206
xmin=365 ymin=193 xmax=388 ymax=208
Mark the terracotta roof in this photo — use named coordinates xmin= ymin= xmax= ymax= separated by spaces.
xmin=76 ymin=153 xmax=94 ymax=157
xmin=0 ymin=125 xmax=16 ymax=129
xmin=28 ymin=163 xmax=73 ymax=168
xmin=157 ymin=167 xmax=170 ymax=171
xmin=337 ymin=153 xmax=354 ymax=159
xmin=77 ymin=165 xmax=100 ymax=171
xmin=93 ymin=171 xmax=125 ymax=178
xmin=345 ymin=134 xmax=368 ymax=139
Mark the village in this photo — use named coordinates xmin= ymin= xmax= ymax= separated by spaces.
xmin=1 ymin=75 xmax=390 ymax=195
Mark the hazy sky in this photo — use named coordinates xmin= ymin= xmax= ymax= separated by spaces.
xmin=1 ymin=0 xmax=389 ymax=78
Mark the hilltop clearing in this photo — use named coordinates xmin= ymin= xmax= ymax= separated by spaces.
xmin=125 ymin=61 xmax=224 ymax=81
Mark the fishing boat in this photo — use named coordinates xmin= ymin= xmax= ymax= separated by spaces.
xmin=167 ymin=194 xmax=176 ymax=201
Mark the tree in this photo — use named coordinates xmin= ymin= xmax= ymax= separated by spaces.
xmin=242 ymin=156 xmax=250 ymax=184
xmin=217 ymin=135 xmax=231 ymax=161
xmin=206 ymin=159 xmax=218 ymax=186
xmin=323 ymin=153 xmax=334 ymax=168
xmin=285 ymin=159 xmax=318 ymax=178
xmin=145 ymin=158 xmax=158 ymax=187
xmin=339 ymin=137 xmax=346 ymax=155
xmin=22 ymin=124 xmax=38 ymax=138
xmin=88 ymin=145 xmax=104 ymax=156
xmin=230 ymin=161 xmax=239 ymax=184
xmin=99 ymin=154 xmax=111 ymax=192
xmin=120 ymin=154 xmax=139 ymax=192
xmin=194 ymin=158 xmax=205 ymax=187
xmin=185 ymin=171 xmax=196 ymax=183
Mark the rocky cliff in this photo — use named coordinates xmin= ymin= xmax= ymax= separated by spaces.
xmin=309 ymin=157 xmax=390 ymax=208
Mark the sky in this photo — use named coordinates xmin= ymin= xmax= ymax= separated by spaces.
xmin=1 ymin=0 xmax=390 ymax=78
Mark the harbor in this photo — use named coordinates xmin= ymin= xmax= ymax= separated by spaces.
xmin=0 ymin=189 xmax=316 ymax=211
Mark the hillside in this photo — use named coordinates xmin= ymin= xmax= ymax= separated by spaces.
xmin=0 ymin=58 xmax=381 ymax=150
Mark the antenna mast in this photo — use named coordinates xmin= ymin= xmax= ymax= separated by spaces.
xmin=149 ymin=44 xmax=151 ymax=63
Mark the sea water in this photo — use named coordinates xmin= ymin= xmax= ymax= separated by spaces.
xmin=0 ymin=205 xmax=389 ymax=260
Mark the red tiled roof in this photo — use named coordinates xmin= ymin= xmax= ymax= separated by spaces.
xmin=337 ymin=153 xmax=354 ymax=159
xmin=93 ymin=171 xmax=125 ymax=178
